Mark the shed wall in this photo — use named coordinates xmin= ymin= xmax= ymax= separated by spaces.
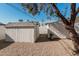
xmin=34 ymin=25 xmax=39 ymax=41
xmin=39 ymin=25 xmax=48 ymax=34
xmin=6 ymin=28 xmax=35 ymax=42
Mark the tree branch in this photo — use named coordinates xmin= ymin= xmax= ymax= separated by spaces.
xmin=52 ymin=3 xmax=70 ymax=25
xmin=70 ymin=3 xmax=76 ymax=26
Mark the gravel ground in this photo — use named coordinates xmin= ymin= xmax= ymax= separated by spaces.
xmin=0 ymin=34 xmax=74 ymax=56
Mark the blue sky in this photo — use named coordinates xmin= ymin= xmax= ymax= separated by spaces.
xmin=0 ymin=3 xmax=36 ymax=23
xmin=0 ymin=3 xmax=49 ymax=24
xmin=0 ymin=3 xmax=79 ymax=24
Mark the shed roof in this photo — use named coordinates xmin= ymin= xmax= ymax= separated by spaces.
xmin=6 ymin=22 xmax=37 ymax=28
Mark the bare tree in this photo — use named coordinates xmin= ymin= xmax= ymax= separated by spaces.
xmin=52 ymin=3 xmax=79 ymax=53
xmin=21 ymin=3 xmax=79 ymax=54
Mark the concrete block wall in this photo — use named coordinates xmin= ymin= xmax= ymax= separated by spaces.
xmin=0 ymin=26 xmax=6 ymax=40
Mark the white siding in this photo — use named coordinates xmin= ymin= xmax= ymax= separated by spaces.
xmin=17 ymin=28 xmax=34 ymax=42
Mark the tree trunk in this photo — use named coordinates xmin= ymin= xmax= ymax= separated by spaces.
xmin=65 ymin=25 xmax=79 ymax=54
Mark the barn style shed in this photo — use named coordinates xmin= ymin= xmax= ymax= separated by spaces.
xmin=5 ymin=22 xmax=39 ymax=43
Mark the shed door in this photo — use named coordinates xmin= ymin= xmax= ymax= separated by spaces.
xmin=17 ymin=28 xmax=34 ymax=42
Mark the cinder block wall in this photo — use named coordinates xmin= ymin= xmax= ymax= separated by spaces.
xmin=0 ymin=26 xmax=6 ymax=40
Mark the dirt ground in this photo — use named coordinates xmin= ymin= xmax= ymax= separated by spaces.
xmin=0 ymin=34 xmax=75 ymax=56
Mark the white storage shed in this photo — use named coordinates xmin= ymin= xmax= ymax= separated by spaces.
xmin=5 ymin=22 xmax=39 ymax=43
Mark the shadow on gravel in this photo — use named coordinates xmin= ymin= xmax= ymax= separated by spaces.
xmin=0 ymin=39 xmax=13 ymax=50
xmin=35 ymin=34 xmax=61 ymax=43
